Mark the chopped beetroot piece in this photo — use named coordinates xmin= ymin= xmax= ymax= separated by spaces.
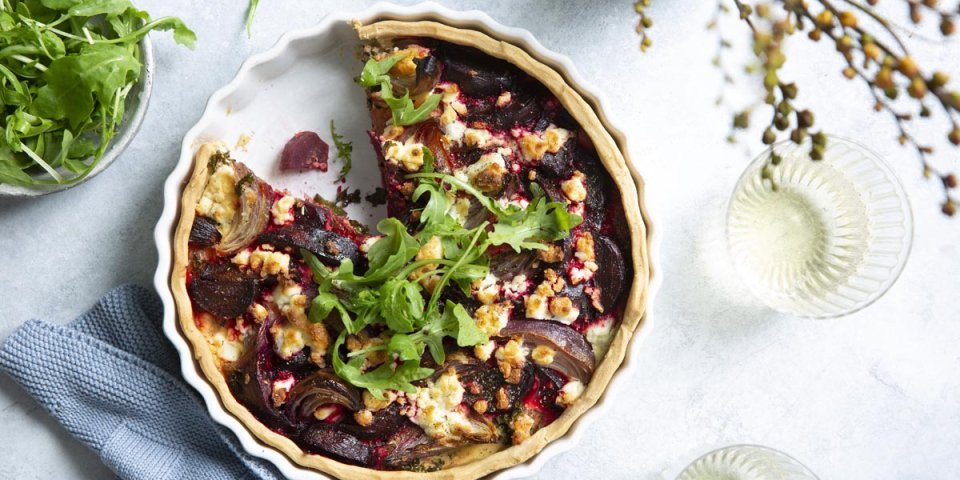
xmin=340 ymin=404 xmax=407 ymax=440
xmin=258 ymin=225 xmax=360 ymax=267
xmin=294 ymin=203 xmax=327 ymax=229
xmin=582 ymin=165 xmax=609 ymax=231
xmin=594 ymin=234 xmax=626 ymax=310
xmin=188 ymin=262 xmax=255 ymax=318
xmin=299 ymin=425 xmax=373 ymax=465
xmin=455 ymin=363 xmax=508 ymax=409
xmin=280 ymin=131 xmax=329 ymax=171
xmin=537 ymin=140 xmax=576 ymax=179
xmin=437 ymin=44 xmax=515 ymax=96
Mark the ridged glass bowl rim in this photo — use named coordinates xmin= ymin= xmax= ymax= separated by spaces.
xmin=677 ymin=444 xmax=820 ymax=479
xmin=724 ymin=135 xmax=914 ymax=319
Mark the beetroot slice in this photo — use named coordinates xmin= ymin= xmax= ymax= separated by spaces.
xmin=280 ymin=131 xmax=329 ymax=172
xmin=188 ymin=262 xmax=255 ymax=318
xmin=258 ymin=225 xmax=360 ymax=267
xmin=299 ymin=425 xmax=373 ymax=465
xmin=340 ymin=403 xmax=408 ymax=440
xmin=537 ymin=140 xmax=576 ymax=179
xmin=437 ymin=44 xmax=515 ymax=96
xmin=593 ymin=234 xmax=626 ymax=310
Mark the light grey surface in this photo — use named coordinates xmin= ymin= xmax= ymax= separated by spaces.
xmin=0 ymin=1 xmax=957 ymax=479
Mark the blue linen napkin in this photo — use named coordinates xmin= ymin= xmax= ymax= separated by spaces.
xmin=0 ymin=284 xmax=284 ymax=480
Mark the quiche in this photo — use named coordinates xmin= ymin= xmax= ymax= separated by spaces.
xmin=171 ymin=20 xmax=649 ymax=480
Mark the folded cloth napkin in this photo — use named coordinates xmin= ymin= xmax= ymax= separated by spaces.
xmin=0 ymin=284 xmax=284 ymax=480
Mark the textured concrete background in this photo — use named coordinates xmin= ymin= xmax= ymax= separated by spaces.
xmin=1 ymin=1 xmax=958 ymax=479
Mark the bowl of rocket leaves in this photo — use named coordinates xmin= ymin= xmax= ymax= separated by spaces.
xmin=0 ymin=0 xmax=194 ymax=196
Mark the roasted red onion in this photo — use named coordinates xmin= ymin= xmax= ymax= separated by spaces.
xmin=383 ymin=426 xmax=430 ymax=468
xmin=228 ymin=313 xmax=290 ymax=429
xmin=460 ymin=415 xmax=499 ymax=443
xmin=489 ymin=249 xmax=537 ymax=279
xmin=298 ymin=424 xmax=372 ymax=465
xmin=385 ymin=441 xmax=466 ymax=469
xmin=501 ymin=319 xmax=596 ymax=382
xmin=412 ymin=55 xmax=440 ymax=96
xmin=218 ymin=164 xmax=272 ymax=254
xmin=285 ymin=370 xmax=361 ymax=422
xmin=383 ymin=418 xmax=497 ymax=469
xmin=414 ymin=122 xmax=454 ymax=172
xmin=390 ymin=54 xmax=440 ymax=98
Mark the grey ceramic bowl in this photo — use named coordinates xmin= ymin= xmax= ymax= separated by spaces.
xmin=0 ymin=36 xmax=154 ymax=197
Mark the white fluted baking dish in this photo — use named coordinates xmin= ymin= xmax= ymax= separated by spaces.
xmin=154 ymin=3 xmax=660 ymax=478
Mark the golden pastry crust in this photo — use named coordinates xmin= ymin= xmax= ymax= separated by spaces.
xmin=170 ymin=20 xmax=652 ymax=480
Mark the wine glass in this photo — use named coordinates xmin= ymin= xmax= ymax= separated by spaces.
xmin=677 ymin=445 xmax=818 ymax=480
xmin=726 ymin=136 xmax=912 ymax=318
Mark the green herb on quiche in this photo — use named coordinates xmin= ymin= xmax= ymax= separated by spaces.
xmin=409 ymin=154 xmax=582 ymax=253
xmin=380 ymin=82 xmax=443 ymax=127
xmin=329 ymin=119 xmax=352 ymax=182
xmin=0 ymin=0 xmax=195 ymax=187
xmin=358 ymin=53 xmax=404 ymax=88
xmin=358 ymin=53 xmax=442 ymax=127
xmin=488 ymin=194 xmax=583 ymax=252
xmin=304 ymin=142 xmax=580 ymax=397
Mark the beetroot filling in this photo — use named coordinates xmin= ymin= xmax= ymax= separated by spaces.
xmin=185 ymin=38 xmax=633 ymax=471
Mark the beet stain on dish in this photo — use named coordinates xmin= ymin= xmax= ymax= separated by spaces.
xmin=280 ymin=131 xmax=330 ymax=171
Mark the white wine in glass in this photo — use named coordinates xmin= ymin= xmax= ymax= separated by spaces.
xmin=726 ymin=136 xmax=912 ymax=318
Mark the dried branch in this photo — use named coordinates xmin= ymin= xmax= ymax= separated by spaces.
xmin=636 ymin=0 xmax=960 ymax=215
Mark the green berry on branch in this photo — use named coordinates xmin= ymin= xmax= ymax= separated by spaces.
xmin=733 ymin=110 xmax=751 ymax=129
xmin=763 ymin=128 xmax=777 ymax=145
